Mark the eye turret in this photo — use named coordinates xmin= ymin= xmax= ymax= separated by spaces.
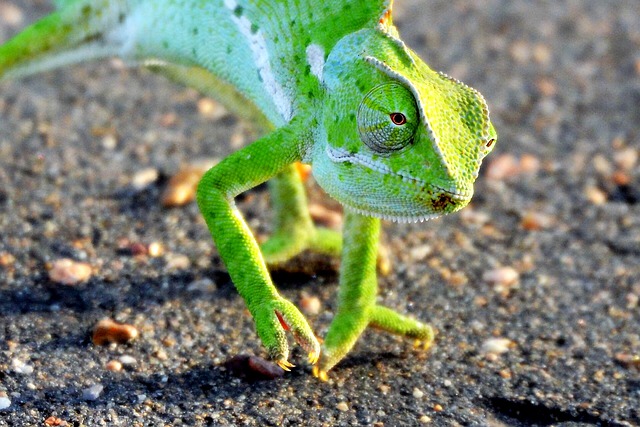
xmin=357 ymin=82 xmax=419 ymax=154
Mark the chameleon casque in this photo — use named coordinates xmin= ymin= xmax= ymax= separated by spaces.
xmin=0 ymin=0 xmax=496 ymax=379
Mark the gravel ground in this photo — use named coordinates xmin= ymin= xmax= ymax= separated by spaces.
xmin=1 ymin=1 xmax=639 ymax=426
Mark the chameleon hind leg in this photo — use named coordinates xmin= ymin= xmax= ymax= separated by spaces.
xmin=313 ymin=212 xmax=434 ymax=380
xmin=261 ymin=163 xmax=342 ymax=266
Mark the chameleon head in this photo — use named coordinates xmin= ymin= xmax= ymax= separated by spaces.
xmin=311 ymin=28 xmax=497 ymax=222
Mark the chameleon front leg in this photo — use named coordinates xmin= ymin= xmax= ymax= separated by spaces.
xmin=196 ymin=119 xmax=320 ymax=369
xmin=262 ymin=164 xmax=342 ymax=265
xmin=313 ymin=212 xmax=434 ymax=380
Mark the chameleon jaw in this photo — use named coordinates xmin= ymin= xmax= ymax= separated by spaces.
xmin=323 ymin=145 xmax=472 ymax=222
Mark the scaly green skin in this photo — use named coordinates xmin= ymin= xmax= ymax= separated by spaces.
xmin=0 ymin=0 xmax=497 ymax=378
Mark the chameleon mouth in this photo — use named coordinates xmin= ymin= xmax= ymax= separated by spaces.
xmin=325 ymin=146 xmax=472 ymax=221
xmin=325 ymin=146 xmax=471 ymax=199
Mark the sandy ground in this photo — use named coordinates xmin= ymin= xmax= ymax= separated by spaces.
xmin=0 ymin=0 xmax=639 ymax=425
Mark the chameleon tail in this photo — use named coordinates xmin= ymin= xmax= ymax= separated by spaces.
xmin=0 ymin=0 xmax=132 ymax=80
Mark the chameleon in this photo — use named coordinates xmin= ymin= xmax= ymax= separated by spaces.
xmin=0 ymin=0 xmax=496 ymax=380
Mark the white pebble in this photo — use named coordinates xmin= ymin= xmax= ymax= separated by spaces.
xmin=0 ymin=396 xmax=10 ymax=410
xmin=12 ymin=359 xmax=33 ymax=375
xmin=119 ymin=355 xmax=137 ymax=366
xmin=413 ymin=387 xmax=425 ymax=399
xmin=481 ymin=338 xmax=513 ymax=355
xmin=82 ymin=384 xmax=104 ymax=401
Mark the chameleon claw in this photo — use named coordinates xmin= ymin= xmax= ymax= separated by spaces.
xmin=308 ymin=350 xmax=320 ymax=365
xmin=413 ymin=339 xmax=433 ymax=351
xmin=312 ymin=365 xmax=328 ymax=382
xmin=276 ymin=359 xmax=295 ymax=371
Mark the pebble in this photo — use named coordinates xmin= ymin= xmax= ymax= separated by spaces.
xmin=147 ymin=242 xmax=164 ymax=258
xmin=483 ymin=267 xmax=520 ymax=289
xmin=165 ymin=253 xmax=191 ymax=270
xmin=336 ymin=402 xmax=349 ymax=412
xmin=223 ymin=355 xmax=284 ymax=381
xmin=481 ymin=338 xmax=514 ymax=355
xmin=105 ymin=360 xmax=123 ymax=372
xmin=0 ymin=395 xmax=10 ymax=410
xmin=585 ymin=186 xmax=607 ymax=205
xmin=197 ymin=98 xmax=226 ymax=120
xmin=0 ymin=3 xmax=23 ymax=26
xmin=44 ymin=416 xmax=69 ymax=426
xmin=521 ymin=211 xmax=554 ymax=231
xmin=92 ymin=318 xmax=139 ymax=346
xmin=308 ymin=203 xmax=343 ymax=230
xmin=82 ymin=384 xmax=104 ymax=401
xmin=118 ymin=355 xmax=137 ymax=367
xmin=412 ymin=388 xmax=425 ymax=399
xmin=161 ymin=160 xmax=217 ymax=207
xmin=48 ymin=258 xmax=93 ymax=285
xmin=299 ymin=293 xmax=322 ymax=315
xmin=130 ymin=167 xmax=159 ymax=190
xmin=419 ymin=415 xmax=432 ymax=424
xmin=12 ymin=358 xmax=33 ymax=375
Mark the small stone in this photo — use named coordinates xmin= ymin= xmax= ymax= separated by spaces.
xmin=159 ymin=112 xmax=177 ymax=127
xmin=519 ymin=154 xmax=541 ymax=174
xmin=223 ymin=355 xmax=284 ymax=381
xmin=137 ymin=394 xmax=147 ymax=404
xmin=613 ymin=147 xmax=638 ymax=171
xmin=410 ymin=244 xmax=432 ymax=261
xmin=161 ymin=160 xmax=217 ymax=207
xmin=197 ymin=98 xmax=226 ymax=120
xmin=585 ymin=186 xmax=607 ymax=205
xmin=147 ymin=242 xmax=164 ymax=258
xmin=299 ymin=294 xmax=322 ymax=316
xmin=499 ymin=369 xmax=512 ymax=379
xmin=378 ymin=384 xmax=390 ymax=394
xmin=82 ymin=384 xmax=104 ymax=401
xmin=483 ymin=267 xmax=520 ymax=289
xmin=486 ymin=154 xmax=520 ymax=180
xmin=44 ymin=416 xmax=69 ymax=426
xmin=336 ymin=401 xmax=349 ymax=412
xmin=154 ymin=349 xmax=168 ymax=361
xmin=118 ymin=355 xmax=137 ymax=366
xmin=611 ymin=171 xmax=631 ymax=186
xmin=105 ymin=360 xmax=123 ymax=372
xmin=614 ymin=353 xmax=640 ymax=369
xmin=308 ymin=203 xmax=343 ymax=230
xmin=131 ymin=167 xmax=159 ymax=190
xmin=12 ymin=358 xmax=33 ymax=375
xmin=419 ymin=415 xmax=432 ymax=424
xmin=0 ymin=251 xmax=16 ymax=267
xmin=521 ymin=212 xmax=554 ymax=231
xmin=92 ymin=318 xmax=139 ymax=346
xmin=165 ymin=253 xmax=191 ymax=270
xmin=101 ymin=133 xmax=118 ymax=150
xmin=48 ymin=258 xmax=93 ymax=285
xmin=0 ymin=3 xmax=24 ymax=26
xmin=412 ymin=387 xmax=424 ymax=399
xmin=433 ymin=404 xmax=444 ymax=412
xmin=481 ymin=338 xmax=514 ymax=355
xmin=0 ymin=395 xmax=10 ymax=410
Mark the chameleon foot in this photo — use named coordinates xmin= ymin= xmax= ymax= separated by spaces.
xmin=312 ymin=365 xmax=329 ymax=382
xmin=276 ymin=359 xmax=295 ymax=371
xmin=256 ymin=297 xmax=321 ymax=370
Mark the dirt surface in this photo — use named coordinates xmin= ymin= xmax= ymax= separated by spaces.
xmin=1 ymin=1 xmax=639 ymax=426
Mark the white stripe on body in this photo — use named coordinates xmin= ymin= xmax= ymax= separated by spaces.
xmin=223 ymin=0 xmax=293 ymax=122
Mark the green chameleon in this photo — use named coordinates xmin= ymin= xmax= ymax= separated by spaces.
xmin=0 ymin=0 xmax=496 ymax=380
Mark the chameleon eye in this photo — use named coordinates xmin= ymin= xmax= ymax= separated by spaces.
xmin=357 ymin=82 xmax=418 ymax=154
xmin=390 ymin=112 xmax=407 ymax=126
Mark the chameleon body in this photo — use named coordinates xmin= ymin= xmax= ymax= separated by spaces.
xmin=0 ymin=0 xmax=496 ymax=379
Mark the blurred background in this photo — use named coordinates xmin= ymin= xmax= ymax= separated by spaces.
xmin=0 ymin=1 xmax=638 ymax=425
